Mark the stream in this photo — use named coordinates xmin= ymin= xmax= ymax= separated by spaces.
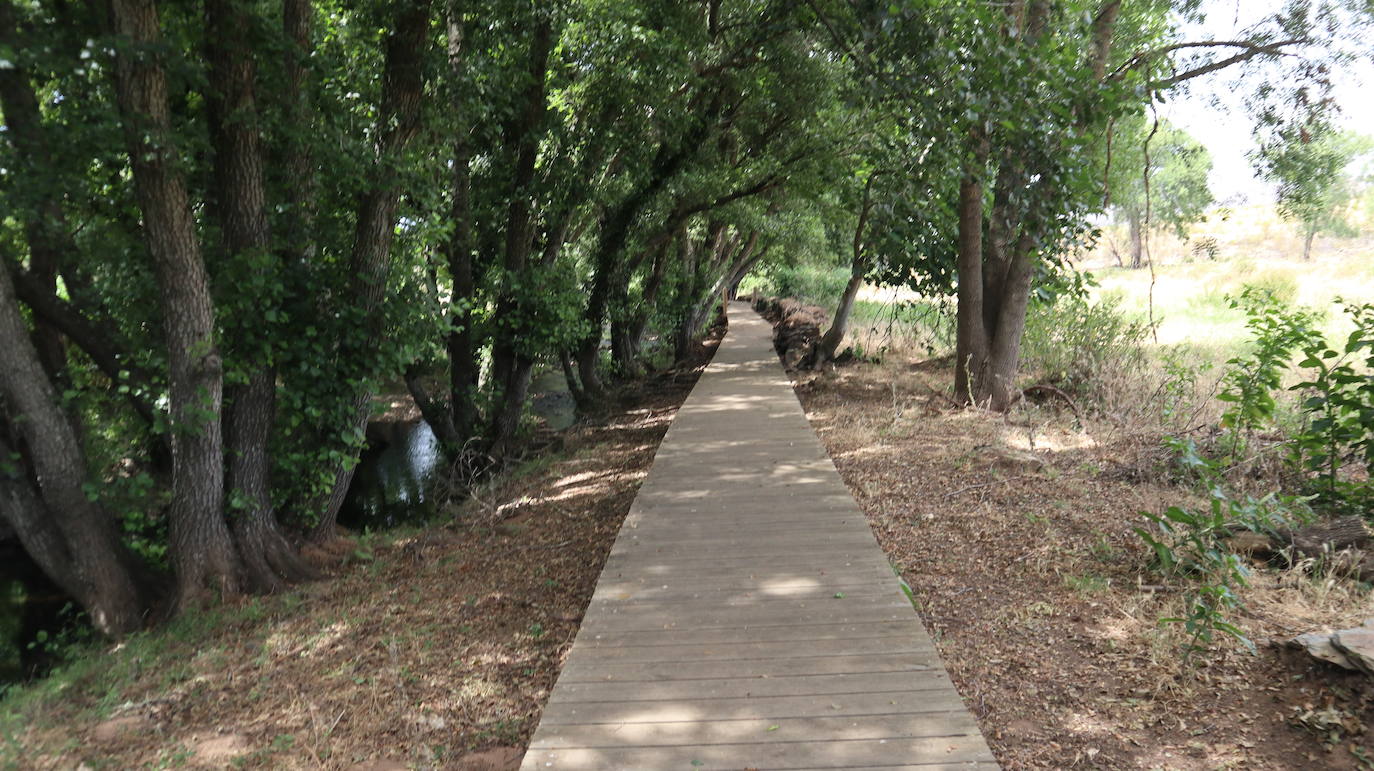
xmin=338 ymin=368 xmax=576 ymax=531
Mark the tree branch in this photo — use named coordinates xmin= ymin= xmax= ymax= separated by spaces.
xmin=1106 ymin=38 xmax=1304 ymax=86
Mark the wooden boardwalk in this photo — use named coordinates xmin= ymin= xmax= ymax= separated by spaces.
xmin=520 ymin=303 xmax=996 ymax=770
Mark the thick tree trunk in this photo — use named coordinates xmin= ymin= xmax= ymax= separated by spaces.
xmin=308 ymin=1 xmax=431 ymax=541
xmin=445 ymin=4 xmax=480 ymax=445
xmin=279 ymin=0 xmax=315 ymax=263
xmin=485 ymin=17 xmax=551 ymax=458
xmin=1302 ymin=226 xmax=1316 ymax=261
xmin=0 ymin=266 xmax=146 ymax=635
xmin=0 ymin=431 xmax=80 ymax=603
xmin=954 ymin=154 xmax=990 ymax=405
xmin=111 ymin=0 xmax=241 ymax=606
xmin=984 ymin=237 xmax=1035 ymax=411
xmin=206 ymin=0 xmax=312 ymax=592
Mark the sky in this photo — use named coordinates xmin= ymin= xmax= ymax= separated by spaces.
xmin=1159 ymin=0 xmax=1374 ymax=204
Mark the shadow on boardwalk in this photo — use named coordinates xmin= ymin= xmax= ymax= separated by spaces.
xmin=520 ymin=303 xmax=997 ymax=770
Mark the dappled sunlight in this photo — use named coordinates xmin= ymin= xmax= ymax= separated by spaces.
xmin=999 ymin=428 xmax=1098 ymax=453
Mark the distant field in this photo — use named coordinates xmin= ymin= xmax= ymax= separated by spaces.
xmin=1082 ymin=203 xmax=1374 ymax=357
xmin=749 ymin=204 xmax=1374 ymax=364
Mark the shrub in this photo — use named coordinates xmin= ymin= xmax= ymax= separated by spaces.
xmin=1291 ymin=300 xmax=1374 ymax=514
xmin=757 ymin=264 xmax=851 ymax=307
xmin=1136 ymin=438 xmax=1312 ymax=658
xmin=1020 ymin=294 xmax=1151 ymax=396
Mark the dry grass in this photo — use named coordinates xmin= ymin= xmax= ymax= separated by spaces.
xmin=796 ymin=354 xmax=1374 ymax=770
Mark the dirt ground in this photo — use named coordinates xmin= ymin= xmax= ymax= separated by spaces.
xmin=795 ymin=355 xmax=1374 ymax=770
xmin=7 ymin=329 xmax=721 ymax=771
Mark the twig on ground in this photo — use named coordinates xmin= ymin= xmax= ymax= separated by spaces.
xmin=1021 ymin=383 xmax=1084 ymax=425
xmin=943 ymin=475 xmax=1033 ymax=500
xmin=915 ymin=377 xmax=964 ymax=409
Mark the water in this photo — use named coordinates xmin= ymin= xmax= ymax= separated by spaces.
xmin=0 ymin=541 xmax=71 ymax=686
xmin=338 ymin=419 xmax=442 ymax=531
xmin=530 ymin=370 xmax=577 ymax=431
xmin=338 ymin=373 xmax=577 ymax=531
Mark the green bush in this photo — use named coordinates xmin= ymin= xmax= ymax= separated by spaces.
xmin=751 ymin=263 xmax=851 ymax=306
xmin=1292 ymin=300 xmax=1374 ymax=513
xmin=1136 ymin=437 xmax=1312 ymax=658
xmin=1020 ymin=294 xmax=1151 ymax=394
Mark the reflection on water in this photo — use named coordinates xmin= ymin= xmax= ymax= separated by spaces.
xmin=339 ymin=419 xmax=442 ymax=531
xmin=530 ymin=370 xmax=576 ymax=431
xmin=341 ymin=372 xmax=576 ymax=531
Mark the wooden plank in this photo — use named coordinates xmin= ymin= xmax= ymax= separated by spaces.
xmin=555 ymin=653 xmax=942 ymax=685
xmin=570 ymin=636 xmax=932 ymax=664
xmin=536 ymin=690 xmax=973 ymax=726
xmin=577 ymin=619 xmax=925 ymax=646
xmin=529 ymin=713 xmax=983 ymax=748
xmin=521 ymin=735 xmax=994 ymax=768
xmin=545 ymin=670 xmax=956 ymax=703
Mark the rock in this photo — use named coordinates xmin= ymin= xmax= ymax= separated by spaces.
xmin=92 ymin=715 xmax=151 ymax=742
xmin=1226 ymin=531 xmax=1275 ymax=556
xmin=986 ymin=446 xmax=1045 ymax=474
xmin=1332 ymin=626 xmax=1374 ymax=676
xmin=1289 ymin=631 xmax=1358 ymax=670
xmin=454 ymin=747 xmax=524 ymax=770
xmin=191 ymin=733 xmax=250 ymax=763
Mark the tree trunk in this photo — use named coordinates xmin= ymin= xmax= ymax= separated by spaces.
xmin=560 ymin=352 xmax=593 ymax=414
xmin=1302 ymin=226 xmax=1316 ymax=261
xmin=983 ymin=237 xmax=1036 ymax=411
xmin=624 ymin=244 xmax=672 ymax=366
xmin=0 ymin=430 xmax=80 ymax=603
xmin=0 ymin=265 xmax=146 ymax=635
xmin=1128 ymin=210 xmax=1144 ymax=269
xmin=819 ymin=173 xmax=879 ymax=366
xmin=205 ymin=0 xmax=313 ymax=592
xmin=110 ymin=0 xmax=241 ymax=607
xmin=954 ymin=151 xmax=990 ymax=405
xmin=818 ymin=269 xmax=864 ymax=365
xmin=485 ymin=17 xmax=552 ymax=458
xmin=308 ymin=0 xmax=431 ymax=541
xmin=279 ymin=0 xmax=315 ymax=263
xmin=445 ymin=3 xmax=480 ymax=445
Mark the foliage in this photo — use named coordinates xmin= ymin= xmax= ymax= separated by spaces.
xmin=1020 ymin=293 xmax=1152 ymax=395
xmin=1291 ymin=300 xmax=1374 ymax=513
xmin=1216 ymin=287 xmax=1321 ymax=446
xmin=1136 ymin=438 xmax=1311 ymax=658
xmin=753 ymin=264 xmax=851 ymax=307
xmin=1107 ymin=118 xmax=1215 ymax=240
xmin=1254 ymin=127 xmax=1374 ymax=249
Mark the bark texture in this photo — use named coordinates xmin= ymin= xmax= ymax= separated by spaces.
xmin=0 ymin=265 xmax=146 ymax=635
xmin=110 ymin=0 xmax=241 ymax=605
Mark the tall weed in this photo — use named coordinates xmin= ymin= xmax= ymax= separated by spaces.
xmin=1020 ymin=294 xmax=1152 ymax=397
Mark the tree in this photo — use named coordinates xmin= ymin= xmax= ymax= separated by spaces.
xmin=1108 ymin=118 xmax=1215 ymax=268
xmin=1255 ymin=128 xmax=1374 ymax=259
xmin=809 ymin=0 xmax=1343 ymax=410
